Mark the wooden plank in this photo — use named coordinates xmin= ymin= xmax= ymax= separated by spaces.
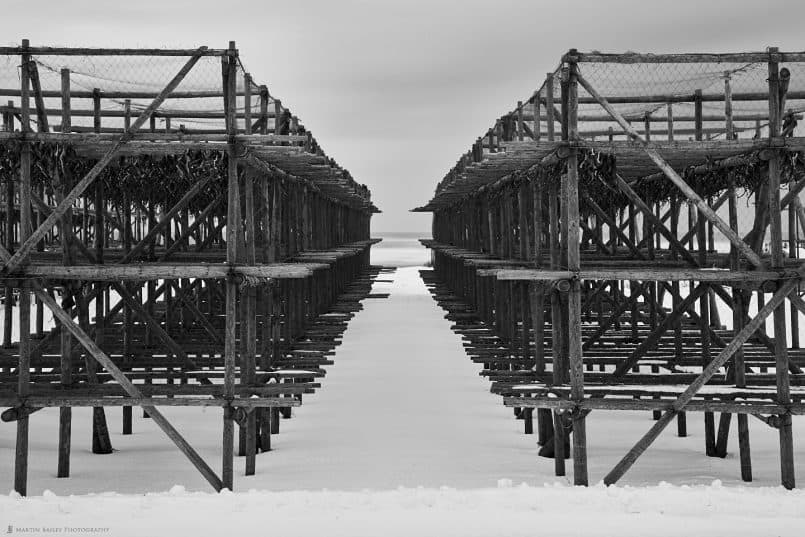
xmin=0 ymin=46 xmax=228 ymax=56
xmin=13 ymin=263 xmax=316 ymax=280
xmin=570 ymin=51 xmax=805 ymax=64
xmin=493 ymin=268 xmax=781 ymax=282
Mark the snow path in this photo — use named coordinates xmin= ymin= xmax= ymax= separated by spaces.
xmin=257 ymin=265 xmax=542 ymax=490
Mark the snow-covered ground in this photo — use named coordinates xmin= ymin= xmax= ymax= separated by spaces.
xmin=4 ymin=483 xmax=803 ymax=537
xmin=1 ymin=233 xmax=804 ymax=535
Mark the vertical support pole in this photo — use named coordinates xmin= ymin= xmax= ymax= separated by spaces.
xmin=666 ymin=103 xmax=674 ymax=142
xmin=670 ymin=197 xmax=686 ymax=436
xmin=518 ymin=183 xmax=529 ymax=261
xmin=533 ymin=92 xmax=541 ymax=141
xmin=3 ymin=99 xmax=14 ymax=349
xmin=768 ymin=48 xmax=795 ymax=489
xmin=91 ymin=89 xmax=112 ymax=455
xmin=729 ymin=179 xmax=752 ymax=480
xmin=698 ymin=212 xmax=715 ymax=456
xmin=14 ymin=39 xmax=31 ymax=497
xmin=122 ymin=97 xmax=133 ymax=435
xmin=243 ymin=166 xmax=257 ymax=475
xmin=545 ymin=72 xmax=555 ymax=141
xmin=243 ymin=73 xmax=252 ymax=135
xmin=222 ymin=40 xmax=239 ymax=492
xmin=239 ymin=71 xmax=254 ymax=465
xmin=724 ymin=71 xmax=734 ymax=141
xmin=257 ymin=84 xmax=273 ymax=450
xmin=547 ymin=176 xmax=566 ymax=473
xmin=790 ymin=200 xmax=800 ymax=349
xmin=274 ymin=99 xmax=282 ymax=135
xmin=57 ymin=67 xmax=73 ymax=476
xmin=693 ymin=87 xmax=716 ymax=456
xmin=715 ymin=73 xmax=737 ymax=458
xmin=566 ymin=52 xmax=587 ymax=486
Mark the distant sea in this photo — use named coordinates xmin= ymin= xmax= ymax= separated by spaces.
xmin=371 ymin=231 xmax=431 ymax=267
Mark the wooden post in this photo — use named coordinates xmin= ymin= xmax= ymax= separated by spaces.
xmin=724 ymin=72 xmax=734 ymax=140
xmin=768 ymin=49 xmax=795 ymax=489
xmin=3 ymin=99 xmax=13 ymax=349
xmin=243 ymin=167 xmax=257 ymax=475
xmin=692 ymin=94 xmax=716 ymax=456
xmin=244 ymin=72 xmax=252 ymax=135
xmin=14 ymin=39 xmax=31 ymax=497
xmin=122 ymin=97 xmax=133 ymax=435
xmin=566 ymin=53 xmax=587 ymax=486
xmin=533 ymin=92 xmax=541 ymax=141
xmin=222 ymin=41 xmax=239 ymax=491
xmin=545 ymin=73 xmax=555 ymax=141
xmin=714 ymin=74 xmax=737 ymax=459
xmin=90 ymin=85 xmax=113 ymax=455
xmin=57 ymin=67 xmax=73 ymax=476
xmin=666 ymin=103 xmax=674 ymax=142
xmin=790 ymin=197 xmax=800 ymax=349
xmin=728 ymin=179 xmax=752 ymax=480
xmin=274 ymin=99 xmax=282 ymax=135
xmin=670 ymin=197 xmax=686 ymax=436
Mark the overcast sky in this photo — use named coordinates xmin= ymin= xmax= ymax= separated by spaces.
xmin=6 ymin=0 xmax=805 ymax=231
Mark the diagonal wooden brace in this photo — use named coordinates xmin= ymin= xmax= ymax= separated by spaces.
xmin=119 ymin=173 xmax=216 ymax=264
xmin=582 ymin=192 xmax=645 ymax=259
xmin=612 ymin=283 xmax=709 ymax=377
xmin=158 ymin=194 xmax=223 ymax=261
xmin=576 ymin=71 xmax=765 ymax=269
xmin=2 ymin=48 xmax=207 ymax=274
xmin=0 ymin=236 xmax=222 ymax=491
xmin=613 ymin=174 xmax=700 ymax=266
xmin=603 ymin=278 xmax=798 ymax=485
xmin=582 ymin=281 xmax=648 ymax=351
xmin=32 ymin=282 xmax=224 ymax=491
xmin=169 ymin=280 xmax=224 ymax=345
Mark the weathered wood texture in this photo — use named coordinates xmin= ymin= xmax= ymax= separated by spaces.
xmin=417 ymin=49 xmax=805 ymax=489
xmin=0 ymin=42 xmax=380 ymax=495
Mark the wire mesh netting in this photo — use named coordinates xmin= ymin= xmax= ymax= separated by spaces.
xmin=522 ymin=56 xmax=805 ymax=142
xmin=0 ymin=50 xmax=278 ymax=133
xmin=420 ymin=52 xmax=805 ymax=211
xmin=0 ymin=46 xmax=375 ymax=212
